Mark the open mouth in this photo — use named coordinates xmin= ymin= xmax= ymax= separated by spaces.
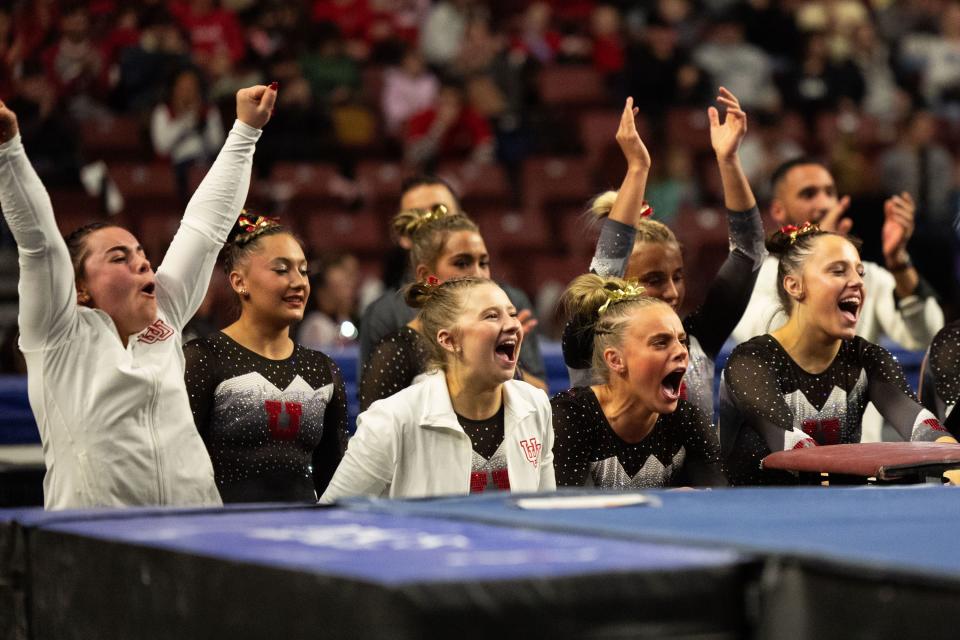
xmin=283 ymin=293 xmax=305 ymax=307
xmin=494 ymin=338 xmax=518 ymax=366
xmin=837 ymin=295 xmax=861 ymax=324
xmin=660 ymin=368 xmax=686 ymax=402
xmin=140 ymin=282 xmax=156 ymax=297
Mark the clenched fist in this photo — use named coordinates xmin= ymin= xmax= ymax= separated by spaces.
xmin=236 ymin=83 xmax=278 ymax=130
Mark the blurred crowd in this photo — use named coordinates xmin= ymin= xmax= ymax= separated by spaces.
xmin=1 ymin=0 xmax=960 ymax=350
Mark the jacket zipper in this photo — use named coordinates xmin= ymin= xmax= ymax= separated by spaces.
xmin=147 ymin=368 xmax=165 ymax=504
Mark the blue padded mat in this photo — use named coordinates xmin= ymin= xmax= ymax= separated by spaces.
xmin=341 ymin=486 xmax=960 ymax=582
xmin=30 ymin=506 xmax=743 ymax=585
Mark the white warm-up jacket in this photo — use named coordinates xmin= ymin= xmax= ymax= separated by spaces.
xmin=0 ymin=120 xmax=261 ymax=509
xmin=320 ymin=371 xmax=556 ymax=501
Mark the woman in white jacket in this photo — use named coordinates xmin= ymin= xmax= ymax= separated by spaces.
xmin=0 ymin=84 xmax=275 ymax=509
xmin=321 ymin=277 xmax=555 ymax=501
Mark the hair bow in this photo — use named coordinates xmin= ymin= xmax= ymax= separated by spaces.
xmin=597 ymin=281 xmax=646 ymax=316
xmin=779 ymin=221 xmax=819 ymax=244
xmin=237 ymin=210 xmax=279 ymax=233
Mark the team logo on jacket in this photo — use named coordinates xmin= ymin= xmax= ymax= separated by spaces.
xmin=519 ymin=438 xmax=541 ymax=468
xmin=137 ymin=319 xmax=174 ymax=344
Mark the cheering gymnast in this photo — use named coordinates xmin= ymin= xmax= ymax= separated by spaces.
xmin=0 ymin=84 xmax=274 ymax=508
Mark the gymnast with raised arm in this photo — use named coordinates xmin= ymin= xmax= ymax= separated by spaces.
xmin=0 ymin=84 xmax=275 ymax=509
xmin=563 ymin=88 xmax=765 ymax=420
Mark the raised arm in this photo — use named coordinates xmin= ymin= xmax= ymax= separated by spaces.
xmin=684 ymin=89 xmax=766 ymax=358
xmin=588 ymin=98 xmax=649 ymax=278
xmin=0 ymin=101 xmax=77 ymax=350
xmin=156 ymin=84 xmax=275 ymax=329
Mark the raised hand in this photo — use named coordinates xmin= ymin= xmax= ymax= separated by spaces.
xmin=616 ymin=97 xmax=650 ymax=171
xmin=882 ymin=191 xmax=915 ymax=261
xmin=819 ymin=195 xmax=854 ymax=235
xmin=236 ymin=83 xmax=278 ymax=130
xmin=518 ymin=308 xmax=539 ymax=336
xmin=0 ymin=100 xmax=19 ymax=145
xmin=708 ymin=87 xmax=747 ymax=162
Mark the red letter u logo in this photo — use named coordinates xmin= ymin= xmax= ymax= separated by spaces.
xmin=265 ymin=400 xmax=303 ymax=441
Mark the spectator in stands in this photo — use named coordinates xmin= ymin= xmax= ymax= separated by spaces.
xmin=42 ymin=4 xmax=107 ymax=120
xmin=184 ymin=215 xmax=349 ymax=503
xmin=880 ymin=109 xmax=960 ymax=315
xmin=512 ymin=2 xmax=562 ymax=65
xmin=322 ymin=276 xmax=555 ymax=501
xmin=589 ymin=4 xmax=625 ymax=85
xmin=150 ymin=67 xmax=225 ymax=207
xmin=404 ymin=80 xmax=493 ymax=171
xmin=115 ymin=7 xmax=192 ymax=114
xmin=625 ymin=15 xmax=711 ymax=122
xmin=693 ymin=13 xmax=778 ymax=111
xmin=850 ymin=21 xmax=903 ymax=126
xmin=0 ymin=84 xmax=274 ymax=509
xmin=900 ymin=1 xmax=960 ymax=115
xmin=298 ymin=251 xmax=361 ymax=349
xmin=777 ymin=32 xmax=864 ymax=124
xmin=381 ymin=47 xmax=439 ymax=138
xmin=420 ymin=0 xmax=472 ymax=69
xmin=733 ymin=157 xmax=944 ymax=348
xmin=299 ymin=22 xmax=361 ymax=109
xmin=169 ymin=0 xmax=245 ymax=71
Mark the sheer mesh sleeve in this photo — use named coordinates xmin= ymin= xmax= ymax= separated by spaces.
xmin=549 ymin=389 xmax=596 ymax=487
xmin=860 ymin=339 xmax=949 ymax=442
xmin=312 ymin=358 xmax=350 ymax=495
xmin=677 ymin=402 xmax=728 ymax=487
xmin=589 ymin=218 xmax=636 ymax=277
xmin=722 ymin=341 xmax=817 ymax=453
xmin=183 ymin=338 xmax=217 ymax=441
xmin=684 ymin=207 xmax=764 ymax=360
xmin=359 ymin=328 xmax=429 ymax=412
xmin=927 ymin=322 xmax=960 ymax=425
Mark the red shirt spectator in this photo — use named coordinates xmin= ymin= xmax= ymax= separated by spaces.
xmin=312 ymin=0 xmax=376 ymax=42
xmin=169 ymin=0 xmax=245 ymax=64
xmin=405 ymin=85 xmax=493 ymax=164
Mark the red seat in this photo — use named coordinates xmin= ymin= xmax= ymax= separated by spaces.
xmin=537 ymin=65 xmax=605 ymax=106
xmin=48 ymin=191 xmax=102 ymax=236
xmin=436 ymin=161 xmax=513 ymax=209
xmin=303 ymin=210 xmax=386 ymax=255
xmin=79 ymin=116 xmax=147 ymax=162
xmin=271 ymin=162 xmax=345 ymax=204
xmin=665 ymin=108 xmax=712 ymax=153
xmin=356 ymin=160 xmax=405 ymax=211
xmin=522 ymin=156 xmax=593 ymax=212
xmin=473 ymin=207 xmax=551 ymax=255
xmin=108 ymin=162 xmax=177 ymax=200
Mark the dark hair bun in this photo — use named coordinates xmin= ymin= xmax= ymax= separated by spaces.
xmin=765 ymin=229 xmax=795 ymax=256
xmin=404 ymin=281 xmax=435 ymax=309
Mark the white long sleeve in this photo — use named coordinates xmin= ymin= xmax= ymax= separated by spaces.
xmin=0 ymin=134 xmax=78 ymax=351
xmin=156 ymin=119 xmax=260 ymax=330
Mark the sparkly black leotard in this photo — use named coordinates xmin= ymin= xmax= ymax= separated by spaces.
xmin=720 ymin=334 xmax=948 ymax=485
xmin=359 ymin=326 xmax=431 ymax=412
xmin=456 ymin=404 xmax=510 ymax=493
xmin=550 ymin=387 xmax=726 ymax=488
xmin=184 ymin=332 xmax=349 ymax=503
xmin=923 ymin=320 xmax=960 ymax=437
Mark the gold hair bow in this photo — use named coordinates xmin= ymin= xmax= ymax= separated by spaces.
xmin=597 ymin=281 xmax=646 ymax=316
xmin=779 ymin=221 xmax=819 ymax=244
xmin=237 ymin=210 xmax=279 ymax=233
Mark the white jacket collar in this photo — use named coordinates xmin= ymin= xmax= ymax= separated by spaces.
xmin=417 ymin=370 xmax=539 ymax=432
